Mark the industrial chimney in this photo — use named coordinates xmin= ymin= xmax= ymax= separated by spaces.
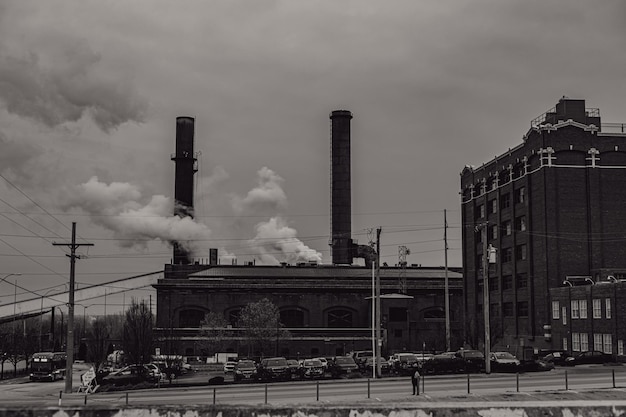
xmin=330 ymin=110 xmax=354 ymax=265
xmin=171 ymin=116 xmax=198 ymax=264
xmin=329 ymin=110 xmax=376 ymax=268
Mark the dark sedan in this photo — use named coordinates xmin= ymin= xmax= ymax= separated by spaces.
xmin=100 ymin=364 xmax=160 ymax=388
xmin=541 ymin=350 xmax=572 ymax=366
xmin=564 ymin=351 xmax=613 ymax=366
xmin=328 ymin=356 xmax=359 ymax=378
xmin=421 ymin=352 xmax=465 ymax=374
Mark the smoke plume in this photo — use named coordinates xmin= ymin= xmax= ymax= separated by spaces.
xmin=248 ymin=217 xmax=323 ymax=265
xmin=65 ymin=176 xmax=211 ymax=254
xmin=231 ymin=167 xmax=322 ymax=264
xmin=231 ymin=166 xmax=288 ymax=215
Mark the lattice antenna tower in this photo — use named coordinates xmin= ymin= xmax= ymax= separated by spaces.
xmin=398 ymin=245 xmax=410 ymax=293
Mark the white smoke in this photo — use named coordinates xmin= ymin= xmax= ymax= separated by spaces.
xmin=231 ymin=166 xmax=287 ymax=215
xmin=248 ymin=217 xmax=323 ymax=265
xmin=230 ymin=167 xmax=323 ymax=265
xmin=65 ymin=176 xmax=211 ymax=254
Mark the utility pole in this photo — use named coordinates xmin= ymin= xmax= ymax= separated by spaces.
xmin=477 ymin=221 xmax=496 ymax=374
xmin=53 ymin=222 xmax=94 ymax=394
xmin=444 ymin=209 xmax=451 ymax=352
xmin=375 ymin=227 xmax=382 ymax=377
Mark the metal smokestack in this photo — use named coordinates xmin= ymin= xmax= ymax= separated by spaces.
xmin=330 ymin=110 xmax=354 ymax=265
xmin=171 ymin=116 xmax=198 ymax=265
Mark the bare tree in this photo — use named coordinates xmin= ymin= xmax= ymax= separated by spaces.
xmin=197 ymin=311 xmax=232 ymax=356
xmin=6 ymin=326 xmax=27 ymax=377
xmin=122 ymin=299 xmax=154 ymax=365
xmin=238 ymin=298 xmax=289 ymax=358
xmin=0 ymin=324 xmax=10 ymax=379
xmin=86 ymin=317 xmax=112 ymax=372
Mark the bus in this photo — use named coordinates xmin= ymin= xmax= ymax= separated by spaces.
xmin=29 ymin=352 xmax=67 ymax=382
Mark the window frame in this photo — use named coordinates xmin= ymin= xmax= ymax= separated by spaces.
xmin=604 ymin=334 xmax=613 ymax=354
xmin=580 ymin=300 xmax=588 ymax=319
xmin=593 ymin=299 xmax=601 ymax=319
xmin=571 ymin=300 xmax=580 ymax=319
xmin=502 ymin=247 xmax=513 ymax=263
xmin=552 ymin=301 xmax=560 ymax=319
xmin=515 ymin=215 xmax=527 ymax=232
xmin=500 ymin=193 xmax=511 ymax=210
xmin=581 ymin=333 xmax=589 ymax=351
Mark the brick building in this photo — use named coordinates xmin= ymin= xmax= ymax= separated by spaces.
xmin=153 ymin=262 xmax=464 ymax=359
xmin=460 ymin=97 xmax=626 ymax=353
xmin=550 ymin=279 xmax=626 ymax=359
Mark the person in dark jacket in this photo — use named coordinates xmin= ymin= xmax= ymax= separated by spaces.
xmin=411 ymin=369 xmax=421 ymax=395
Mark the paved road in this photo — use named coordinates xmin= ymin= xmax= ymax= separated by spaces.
xmin=1 ymin=364 xmax=625 ymax=407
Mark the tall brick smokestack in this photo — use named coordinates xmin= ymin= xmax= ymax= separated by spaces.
xmin=171 ymin=116 xmax=197 ymax=264
xmin=330 ymin=110 xmax=354 ymax=265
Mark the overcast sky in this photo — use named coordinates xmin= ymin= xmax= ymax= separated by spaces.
xmin=1 ymin=0 xmax=625 ymax=314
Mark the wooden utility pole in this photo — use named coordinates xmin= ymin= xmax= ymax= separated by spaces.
xmin=53 ymin=222 xmax=93 ymax=394
xmin=375 ymin=227 xmax=382 ymax=377
xmin=480 ymin=222 xmax=491 ymax=374
xmin=444 ymin=209 xmax=451 ymax=352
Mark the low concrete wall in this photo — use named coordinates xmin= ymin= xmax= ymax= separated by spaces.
xmin=2 ymin=404 xmax=626 ymax=417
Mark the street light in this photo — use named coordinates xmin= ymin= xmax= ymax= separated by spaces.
xmin=0 ymin=272 xmax=21 ymax=285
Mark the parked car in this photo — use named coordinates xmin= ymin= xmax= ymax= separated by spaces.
xmin=414 ymin=352 xmax=435 ymax=367
xmin=489 ymin=352 xmax=521 ymax=372
xmin=351 ymin=351 xmax=373 ymax=369
xmin=145 ymin=363 xmax=164 ymax=381
xmin=456 ymin=349 xmax=485 ymax=373
xmin=420 ymin=352 xmax=465 ymax=374
xmin=363 ymin=356 xmax=390 ymax=374
xmin=315 ymin=357 xmax=329 ymax=370
xmin=257 ymin=357 xmax=291 ymax=381
xmin=328 ymin=356 xmax=360 ymax=378
xmin=223 ymin=360 xmax=237 ymax=374
xmin=233 ymin=359 xmax=258 ymax=382
xmin=100 ymin=364 xmax=160 ymax=387
xmin=564 ymin=351 xmax=613 ymax=366
xmin=286 ymin=359 xmax=300 ymax=378
xmin=541 ymin=350 xmax=572 ymax=366
xmin=520 ymin=358 xmax=555 ymax=372
xmin=389 ymin=353 xmax=420 ymax=375
xmin=298 ymin=359 xmax=325 ymax=379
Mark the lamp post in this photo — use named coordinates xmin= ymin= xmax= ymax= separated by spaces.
xmin=0 ymin=273 xmax=21 ymax=286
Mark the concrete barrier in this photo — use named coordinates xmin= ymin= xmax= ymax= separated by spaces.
xmin=2 ymin=403 xmax=626 ymax=417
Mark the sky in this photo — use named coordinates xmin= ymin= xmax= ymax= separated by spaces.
xmin=1 ymin=0 xmax=625 ymax=316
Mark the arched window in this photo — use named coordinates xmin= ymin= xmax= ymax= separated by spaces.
xmin=280 ymin=309 xmax=305 ymax=327
xmin=327 ymin=309 xmax=353 ymax=328
xmin=179 ymin=309 xmax=205 ymax=328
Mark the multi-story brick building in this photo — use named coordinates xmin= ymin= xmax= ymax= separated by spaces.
xmin=460 ymin=97 xmax=626 ymax=353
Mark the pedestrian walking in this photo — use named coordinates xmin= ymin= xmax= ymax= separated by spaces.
xmin=411 ymin=369 xmax=421 ymax=395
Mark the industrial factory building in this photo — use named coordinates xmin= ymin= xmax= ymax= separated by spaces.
xmin=460 ymin=97 xmax=626 ymax=355
xmin=153 ymin=112 xmax=464 ymax=359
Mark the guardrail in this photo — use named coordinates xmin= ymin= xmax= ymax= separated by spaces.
xmin=56 ymin=368 xmax=626 ymax=406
